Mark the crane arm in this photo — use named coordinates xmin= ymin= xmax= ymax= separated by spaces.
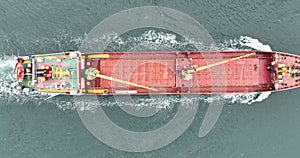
xmin=89 ymin=70 xmax=157 ymax=91
xmin=187 ymin=52 xmax=256 ymax=73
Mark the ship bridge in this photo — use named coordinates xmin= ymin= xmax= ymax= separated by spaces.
xmin=14 ymin=51 xmax=82 ymax=95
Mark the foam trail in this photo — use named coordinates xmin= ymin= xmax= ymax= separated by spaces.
xmin=239 ymin=36 xmax=272 ymax=51
xmin=0 ymin=56 xmax=20 ymax=94
xmin=0 ymin=55 xmax=69 ymax=107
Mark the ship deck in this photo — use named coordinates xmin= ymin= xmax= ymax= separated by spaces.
xmin=17 ymin=50 xmax=300 ymax=95
xmin=37 ymin=57 xmax=79 ymax=88
xmin=84 ymin=51 xmax=273 ymax=94
xmin=32 ymin=53 xmax=81 ymax=94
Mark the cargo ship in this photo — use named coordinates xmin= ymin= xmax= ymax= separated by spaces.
xmin=12 ymin=50 xmax=300 ymax=95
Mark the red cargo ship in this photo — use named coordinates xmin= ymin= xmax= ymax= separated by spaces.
xmin=13 ymin=50 xmax=300 ymax=95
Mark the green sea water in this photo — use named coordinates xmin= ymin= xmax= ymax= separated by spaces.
xmin=0 ymin=0 xmax=300 ymax=158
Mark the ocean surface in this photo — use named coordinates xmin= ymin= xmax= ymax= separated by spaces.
xmin=0 ymin=0 xmax=300 ymax=158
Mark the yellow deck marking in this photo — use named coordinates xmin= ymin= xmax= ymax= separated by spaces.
xmin=88 ymin=54 xmax=109 ymax=58
xmin=189 ymin=52 xmax=256 ymax=73
xmin=87 ymin=89 xmax=108 ymax=94
xmin=24 ymin=60 xmax=31 ymax=64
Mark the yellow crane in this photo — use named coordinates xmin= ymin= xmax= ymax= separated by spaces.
xmin=85 ymin=68 xmax=158 ymax=91
xmin=85 ymin=52 xmax=256 ymax=90
xmin=181 ymin=52 xmax=256 ymax=80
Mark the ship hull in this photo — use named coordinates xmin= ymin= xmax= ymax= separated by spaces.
xmin=14 ymin=50 xmax=300 ymax=95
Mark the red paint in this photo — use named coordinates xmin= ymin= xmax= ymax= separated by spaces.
xmin=20 ymin=50 xmax=300 ymax=95
xmin=85 ymin=51 xmax=283 ymax=94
